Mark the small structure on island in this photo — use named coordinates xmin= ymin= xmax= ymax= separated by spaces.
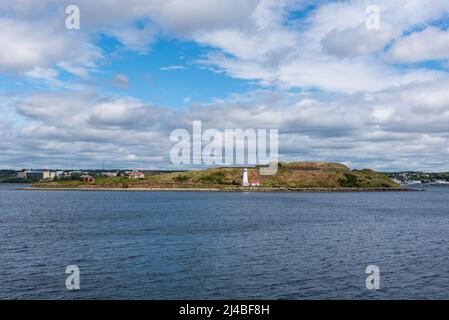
xmin=17 ymin=171 xmax=27 ymax=179
xmin=42 ymin=171 xmax=56 ymax=180
xmin=80 ymin=175 xmax=95 ymax=183
xmin=241 ymin=168 xmax=249 ymax=187
xmin=249 ymin=180 xmax=260 ymax=187
xmin=129 ymin=171 xmax=145 ymax=179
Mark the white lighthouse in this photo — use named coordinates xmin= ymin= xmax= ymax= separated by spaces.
xmin=241 ymin=168 xmax=249 ymax=187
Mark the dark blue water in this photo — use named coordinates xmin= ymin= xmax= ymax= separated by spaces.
xmin=1 ymin=184 xmax=449 ymax=299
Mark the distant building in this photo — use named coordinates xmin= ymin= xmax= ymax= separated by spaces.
xmin=129 ymin=172 xmax=145 ymax=179
xmin=42 ymin=171 xmax=56 ymax=180
xmin=56 ymin=171 xmax=64 ymax=178
xmin=249 ymin=180 xmax=260 ymax=187
xmin=22 ymin=170 xmax=55 ymax=180
xmin=80 ymin=175 xmax=95 ymax=182
xmin=17 ymin=171 xmax=27 ymax=179
xmin=241 ymin=168 xmax=249 ymax=187
xmin=101 ymin=172 xmax=118 ymax=177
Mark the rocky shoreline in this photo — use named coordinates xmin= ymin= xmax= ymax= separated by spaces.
xmin=20 ymin=186 xmax=416 ymax=192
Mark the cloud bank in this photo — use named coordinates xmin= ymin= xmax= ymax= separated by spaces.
xmin=1 ymin=0 xmax=449 ymax=171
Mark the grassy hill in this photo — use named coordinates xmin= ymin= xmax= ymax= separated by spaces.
xmin=34 ymin=162 xmax=400 ymax=190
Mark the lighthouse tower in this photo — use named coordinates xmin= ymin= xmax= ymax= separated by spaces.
xmin=241 ymin=168 xmax=249 ymax=187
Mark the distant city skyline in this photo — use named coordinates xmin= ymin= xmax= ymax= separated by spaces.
xmin=2 ymin=1 xmax=449 ymax=171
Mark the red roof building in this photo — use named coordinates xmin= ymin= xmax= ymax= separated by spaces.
xmin=249 ymin=180 xmax=260 ymax=187
xmin=80 ymin=175 xmax=95 ymax=182
xmin=129 ymin=172 xmax=145 ymax=179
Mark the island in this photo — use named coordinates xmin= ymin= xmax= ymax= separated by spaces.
xmin=29 ymin=162 xmax=404 ymax=192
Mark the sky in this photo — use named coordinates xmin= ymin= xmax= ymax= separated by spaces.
xmin=1 ymin=0 xmax=449 ymax=171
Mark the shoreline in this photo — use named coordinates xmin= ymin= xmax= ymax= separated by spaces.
xmin=18 ymin=186 xmax=417 ymax=193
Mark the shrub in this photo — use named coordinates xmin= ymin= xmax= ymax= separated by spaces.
xmin=174 ymin=175 xmax=190 ymax=182
xmin=339 ymin=173 xmax=359 ymax=188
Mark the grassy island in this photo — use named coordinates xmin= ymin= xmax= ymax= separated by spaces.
xmin=31 ymin=162 xmax=402 ymax=192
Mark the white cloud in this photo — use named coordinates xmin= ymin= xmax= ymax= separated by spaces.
xmin=107 ymin=25 xmax=157 ymax=53
xmin=321 ymin=26 xmax=394 ymax=58
xmin=0 ymin=17 xmax=102 ymax=76
xmin=389 ymin=27 xmax=449 ymax=63
xmin=159 ymin=65 xmax=187 ymax=71
xmin=0 ymin=19 xmax=66 ymax=71
xmin=24 ymin=67 xmax=59 ymax=81
xmin=191 ymin=0 xmax=449 ymax=93
xmin=148 ymin=0 xmax=261 ymax=34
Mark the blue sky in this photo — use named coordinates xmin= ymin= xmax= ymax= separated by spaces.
xmin=2 ymin=0 xmax=449 ymax=171
xmin=92 ymin=36 xmax=260 ymax=107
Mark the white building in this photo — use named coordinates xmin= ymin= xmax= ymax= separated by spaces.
xmin=101 ymin=172 xmax=118 ymax=177
xmin=129 ymin=172 xmax=145 ymax=179
xmin=56 ymin=171 xmax=64 ymax=178
xmin=17 ymin=171 xmax=27 ymax=179
xmin=42 ymin=171 xmax=56 ymax=180
xmin=241 ymin=168 xmax=249 ymax=187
